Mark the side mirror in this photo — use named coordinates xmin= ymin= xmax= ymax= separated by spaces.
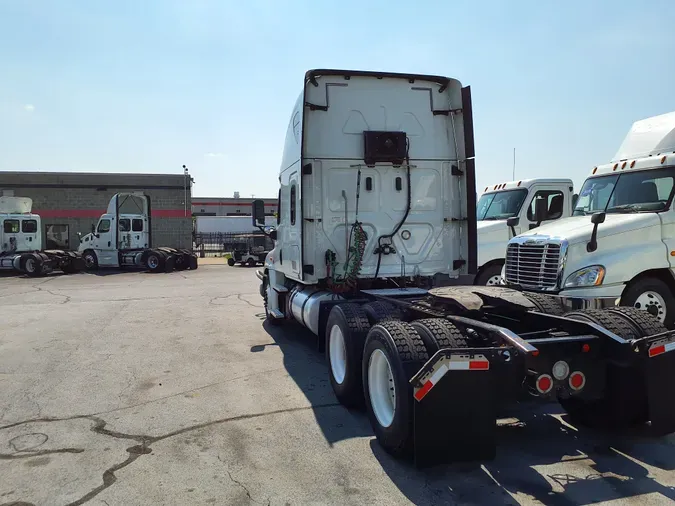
xmin=269 ymin=230 xmax=277 ymax=241
xmin=587 ymin=211 xmax=606 ymax=252
xmin=252 ymin=199 xmax=265 ymax=227
xmin=506 ymin=217 xmax=519 ymax=238
xmin=533 ymin=197 xmax=548 ymax=226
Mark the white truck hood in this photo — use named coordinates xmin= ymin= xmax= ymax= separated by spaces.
xmin=477 ymin=220 xmax=510 ymax=267
xmin=477 ymin=220 xmax=507 ymax=236
xmin=516 ymin=213 xmax=661 ymax=245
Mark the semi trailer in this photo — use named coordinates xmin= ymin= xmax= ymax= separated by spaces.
xmin=253 ymin=69 xmax=675 ymax=467
xmin=77 ymin=193 xmax=198 ymax=273
xmin=503 ymin=111 xmax=675 ymax=328
xmin=0 ymin=196 xmax=85 ymax=276
xmin=476 ymin=178 xmax=576 ymax=285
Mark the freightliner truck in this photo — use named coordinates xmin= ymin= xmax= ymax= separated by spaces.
xmin=77 ymin=192 xmax=198 ymax=273
xmin=252 ymin=69 xmax=675 ymax=466
xmin=476 ymin=178 xmax=575 ymax=285
xmin=504 ymin=111 xmax=675 ymax=328
xmin=0 ymin=196 xmax=85 ymax=276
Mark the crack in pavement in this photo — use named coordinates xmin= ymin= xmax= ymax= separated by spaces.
xmin=1 ymin=402 xmax=341 ymax=505
xmin=0 ymin=448 xmax=85 ymax=460
xmin=208 ymin=293 xmax=259 ymax=308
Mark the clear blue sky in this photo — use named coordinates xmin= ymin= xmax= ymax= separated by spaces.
xmin=1 ymin=0 xmax=674 ymax=198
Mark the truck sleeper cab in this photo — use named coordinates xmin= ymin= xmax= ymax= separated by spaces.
xmin=476 ymin=178 xmax=575 ymax=285
xmin=504 ymin=111 xmax=675 ymax=328
xmin=255 ymin=69 xmax=675 ymax=466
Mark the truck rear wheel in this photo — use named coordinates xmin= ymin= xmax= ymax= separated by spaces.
xmin=523 ymin=292 xmax=566 ymax=316
xmin=605 ymin=306 xmax=667 ymax=337
xmin=410 ymin=318 xmax=469 ymax=353
xmin=189 ymin=255 xmax=198 ymax=270
xmin=326 ymin=304 xmax=371 ymax=407
xmin=560 ymin=309 xmax=647 ymax=428
xmin=362 ymin=301 xmax=402 ymax=325
xmin=363 ymin=321 xmax=428 ymax=457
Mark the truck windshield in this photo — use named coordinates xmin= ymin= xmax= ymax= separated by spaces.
xmin=476 ymin=189 xmax=528 ymax=220
xmin=573 ymin=167 xmax=675 ymax=216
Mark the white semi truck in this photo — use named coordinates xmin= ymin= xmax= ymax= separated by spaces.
xmin=476 ymin=178 xmax=575 ymax=285
xmin=504 ymin=111 xmax=675 ymax=328
xmin=253 ymin=69 xmax=675 ymax=466
xmin=0 ymin=196 xmax=85 ymax=276
xmin=77 ymin=193 xmax=198 ymax=273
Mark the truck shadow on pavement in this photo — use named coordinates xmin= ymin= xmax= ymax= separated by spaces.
xmin=261 ymin=319 xmax=675 ymax=505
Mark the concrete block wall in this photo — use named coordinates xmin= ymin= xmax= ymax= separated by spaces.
xmin=0 ymin=171 xmax=192 ymax=250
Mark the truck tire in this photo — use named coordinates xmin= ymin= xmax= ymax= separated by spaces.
xmin=620 ymin=277 xmax=675 ymax=328
xmin=164 ymin=254 xmax=176 ymax=272
xmin=475 ymin=263 xmax=503 ymax=286
xmin=146 ymin=251 xmax=164 ymax=273
xmin=605 ymin=306 xmax=667 ymax=337
xmin=189 ymin=255 xmax=198 ymax=270
xmin=227 ymin=257 xmax=235 ymax=267
xmin=247 ymin=258 xmax=257 ymax=267
xmin=363 ymin=321 xmax=429 ymax=458
xmin=326 ymin=303 xmax=371 ymax=407
xmin=523 ymin=292 xmax=566 ymax=316
xmin=20 ymin=253 xmax=43 ymax=277
xmin=410 ymin=318 xmax=469 ymax=354
xmin=82 ymin=250 xmax=98 ymax=271
xmin=174 ymin=254 xmax=189 ymax=271
xmin=560 ymin=309 xmax=647 ymax=428
xmin=362 ymin=301 xmax=402 ymax=325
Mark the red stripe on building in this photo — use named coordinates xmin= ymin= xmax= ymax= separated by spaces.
xmin=193 ymin=202 xmax=276 ymax=207
xmin=33 ymin=209 xmax=189 ymax=219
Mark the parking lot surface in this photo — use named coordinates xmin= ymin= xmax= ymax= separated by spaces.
xmin=2 ymin=266 xmax=675 ymax=505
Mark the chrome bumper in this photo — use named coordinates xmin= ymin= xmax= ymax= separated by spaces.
xmin=558 ymin=295 xmax=620 ymax=311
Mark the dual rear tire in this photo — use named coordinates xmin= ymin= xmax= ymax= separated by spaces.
xmin=325 ymin=302 xmax=469 ymax=457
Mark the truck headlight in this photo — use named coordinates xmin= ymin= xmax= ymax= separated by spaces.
xmin=564 ymin=265 xmax=605 ymax=288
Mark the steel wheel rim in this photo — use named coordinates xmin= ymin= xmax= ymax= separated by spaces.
xmin=329 ymin=325 xmax=347 ymax=385
xmin=147 ymin=255 xmax=159 ymax=269
xmin=368 ymin=348 xmax=396 ymax=428
xmin=486 ymin=274 xmax=502 ymax=286
xmin=634 ymin=291 xmax=667 ymax=323
xmin=84 ymin=254 xmax=95 ymax=268
xmin=25 ymin=258 xmax=36 ymax=273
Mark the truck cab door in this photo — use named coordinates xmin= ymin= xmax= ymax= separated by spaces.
xmin=92 ymin=214 xmax=118 ymax=266
xmin=118 ymin=217 xmax=132 ymax=249
xmin=521 ymin=185 xmax=568 ymax=230
xmin=130 ymin=216 xmax=149 ymax=249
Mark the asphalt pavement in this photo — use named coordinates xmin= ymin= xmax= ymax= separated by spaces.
xmin=1 ymin=265 xmax=675 ymax=505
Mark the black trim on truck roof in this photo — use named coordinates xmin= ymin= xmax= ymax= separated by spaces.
xmin=305 ymin=69 xmax=454 ymax=90
xmin=462 ymin=86 xmax=477 ymax=275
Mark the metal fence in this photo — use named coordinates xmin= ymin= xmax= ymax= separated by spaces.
xmin=193 ymin=231 xmax=273 ymax=258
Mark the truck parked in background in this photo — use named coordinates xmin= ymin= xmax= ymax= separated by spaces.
xmin=0 ymin=196 xmax=85 ymax=276
xmin=475 ymin=178 xmax=576 ymax=285
xmin=78 ymin=193 xmax=198 ymax=273
xmin=504 ymin=111 xmax=675 ymax=328
xmin=195 ymin=215 xmax=276 ymax=234
xmin=253 ymin=68 xmax=675 ymax=466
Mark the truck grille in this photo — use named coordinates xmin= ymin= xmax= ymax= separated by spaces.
xmin=505 ymin=242 xmax=561 ymax=289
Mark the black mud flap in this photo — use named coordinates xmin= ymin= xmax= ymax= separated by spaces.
xmin=409 ymin=347 xmax=518 ymax=468
xmin=641 ymin=331 xmax=675 ymax=434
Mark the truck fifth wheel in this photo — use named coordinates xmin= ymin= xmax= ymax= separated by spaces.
xmin=253 ymin=69 xmax=675 ymax=467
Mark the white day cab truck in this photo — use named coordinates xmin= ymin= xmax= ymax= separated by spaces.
xmin=475 ymin=178 xmax=576 ymax=285
xmin=504 ymin=111 xmax=675 ymax=329
xmin=0 ymin=196 xmax=85 ymax=276
xmin=77 ymin=193 xmax=198 ymax=273
xmin=252 ymin=69 xmax=675 ymax=467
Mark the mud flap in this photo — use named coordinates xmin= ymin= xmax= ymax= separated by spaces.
xmin=410 ymin=348 xmax=516 ymax=468
xmin=642 ymin=332 xmax=675 ymax=434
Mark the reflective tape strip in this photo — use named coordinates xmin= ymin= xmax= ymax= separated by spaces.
xmin=413 ymin=360 xmax=490 ymax=401
xmin=649 ymin=341 xmax=675 ymax=357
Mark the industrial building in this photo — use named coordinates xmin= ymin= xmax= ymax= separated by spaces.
xmin=192 ymin=194 xmax=277 ymax=216
xmin=0 ymin=171 xmax=193 ymax=250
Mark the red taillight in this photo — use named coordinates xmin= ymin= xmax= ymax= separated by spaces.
xmin=569 ymin=371 xmax=586 ymax=391
xmin=536 ymin=374 xmax=553 ymax=394
xmin=581 ymin=343 xmax=590 ymax=353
